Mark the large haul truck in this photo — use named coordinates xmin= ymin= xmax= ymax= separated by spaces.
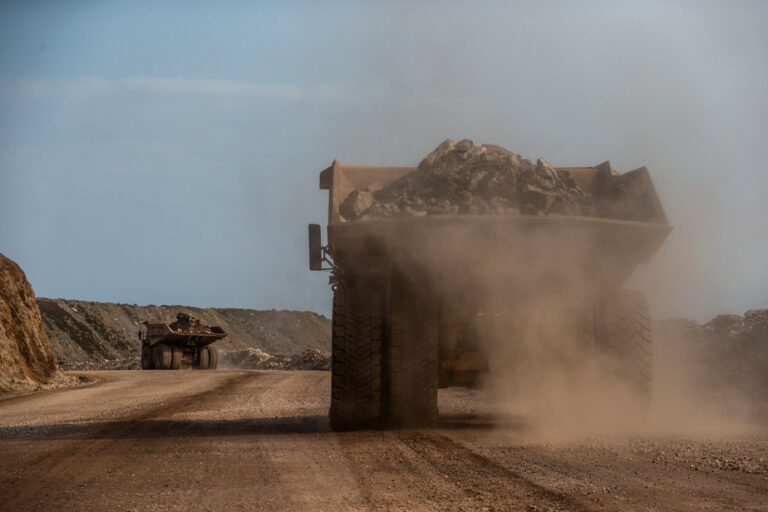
xmin=309 ymin=158 xmax=671 ymax=430
xmin=139 ymin=315 xmax=225 ymax=370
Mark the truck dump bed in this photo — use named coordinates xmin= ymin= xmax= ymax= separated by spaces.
xmin=319 ymin=160 xmax=671 ymax=289
xmin=143 ymin=321 xmax=226 ymax=347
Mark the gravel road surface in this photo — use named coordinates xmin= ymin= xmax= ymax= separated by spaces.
xmin=1 ymin=370 xmax=766 ymax=511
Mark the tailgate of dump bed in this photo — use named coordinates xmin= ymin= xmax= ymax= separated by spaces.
xmin=328 ymin=214 xmax=671 ymax=288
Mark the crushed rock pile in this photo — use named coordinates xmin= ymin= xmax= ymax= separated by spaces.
xmin=222 ymin=348 xmax=330 ymax=371
xmin=655 ymin=309 xmax=768 ymax=418
xmin=58 ymin=358 xmax=140 ymax=371
xmin=341 ymin=139 xmax=595 ymax=220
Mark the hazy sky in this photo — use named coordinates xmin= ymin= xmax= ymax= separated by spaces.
xmin=1 ymin=1 xmax=766 ymax=320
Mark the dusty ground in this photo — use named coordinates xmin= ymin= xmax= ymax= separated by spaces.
xmin=0 ymin=371 xmax=766 ymax=511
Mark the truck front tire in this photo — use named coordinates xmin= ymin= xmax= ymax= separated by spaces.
xmin=206 ymin=346 xmax=218 ymax=369
xmin=197 ymin=346 xmax=210 ymax=370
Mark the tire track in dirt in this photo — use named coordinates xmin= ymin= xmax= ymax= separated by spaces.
xmin=235 ymin=371 xmax=373 ymax=510
xmin=400 ymin=432 xmax=595 ymax=511
xmin=0 ymin=372 xmax=276 ymax=510
xmin=333 ymin=431 xmax=430 ymax=510
xmin=330 ymin=427 xmax=593 ymax=510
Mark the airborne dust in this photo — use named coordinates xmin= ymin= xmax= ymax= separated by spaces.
xmin=375 ymin=161 xmax=762 ymax=442
xmin=458 ymin=228 xmax=763 ymax=442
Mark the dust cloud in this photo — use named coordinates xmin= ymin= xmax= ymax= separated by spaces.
xmin=385 ymin=219 xmax=761 ymax=441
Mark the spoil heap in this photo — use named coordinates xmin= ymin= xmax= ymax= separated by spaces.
xmin=656 ymin=309 xmax=768 ymax=419
xmin=340 ymin=138 xmax=653 ymax=221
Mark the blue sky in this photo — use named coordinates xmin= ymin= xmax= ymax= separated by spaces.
xmin=1 ymin=1 xmax=766 ymax=320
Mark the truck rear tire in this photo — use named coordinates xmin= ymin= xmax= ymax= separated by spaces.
xmin=596 ymin=289 xmax=653 ymax=395
xmin=329 ymin=283 xmax=383 ymax=431
xmin=197 ymin=346 xmax=210 ymax=370
xmin=170 ymin=345 xmax=182 ymax=370
xmin=386 ymin=273 xmax=439 ymax=427
xmin=141 ymin=344 xmax=154 ymax=370
xmin=153 ymin=344 xmax=172 ymax=370
xmin=206 ymin=346 xmax=218 ymax=370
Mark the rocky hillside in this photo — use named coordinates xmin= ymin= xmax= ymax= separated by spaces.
xmin=37 ymin=298 xmax=330 ymax=364
xmin=655 ymin=309 xmax=768 ymax=418
xmin=0 ymin=254 xmax=71 ymax=392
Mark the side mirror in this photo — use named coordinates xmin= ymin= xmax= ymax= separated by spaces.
xmin=308 ymin=224 xmax=323 ymax=270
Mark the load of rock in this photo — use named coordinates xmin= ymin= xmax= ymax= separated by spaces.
xmin=340 ymin=138 xmax=629 ymax=220
xmin=169 ymin=312 xmax=224 ymax=335
xmin=222 ymin=348 xmax=330 ymax=371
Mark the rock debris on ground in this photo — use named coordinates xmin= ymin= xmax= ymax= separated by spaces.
xmin=58 ymin=358 xmax=141 ymax=371
xmin=222 ymin=347 xmax=330 ymax=371
xmin=58 ymin=348 xmax=331 ymax=372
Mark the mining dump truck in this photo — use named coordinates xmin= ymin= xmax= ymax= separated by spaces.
xmin=139 ymin=314 xmax=225 ymax=370
xmin=309 ymin=152 xmax=671 ymax=431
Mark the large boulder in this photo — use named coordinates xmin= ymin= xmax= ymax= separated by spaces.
xmin=340 ymin=189 xmax=374 ymax=221
xmin=0 ymin=253 xmax=62 ymax=392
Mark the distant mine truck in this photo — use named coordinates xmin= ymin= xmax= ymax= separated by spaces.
xmin=139 ymin=314 xmax=225 ymax=370
xmin=309 ymin=158 xmax=671 ymax=431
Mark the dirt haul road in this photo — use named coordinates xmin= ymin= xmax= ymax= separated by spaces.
xmin=0 ymin=371 xmax=766 ymax=511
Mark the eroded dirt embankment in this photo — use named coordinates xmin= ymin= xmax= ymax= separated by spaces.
xmin=0 ymin=254 xmax=75 ymax=393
